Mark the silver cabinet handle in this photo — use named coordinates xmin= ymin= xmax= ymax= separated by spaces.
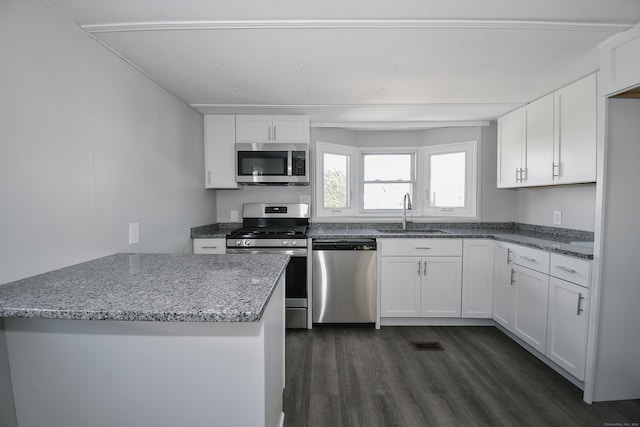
xmin=268 ymin=125 xmax=272 ymax=141
xmin=201 ymin=246 xmax=218 ymax=249
xmin=507 ymin=248 xmax=512 ymax=264
xmin=516 ymin=168 xmax=520 ymax=182
xmin=552 ymin=162 xmax=560 ymax=178
xmin=577 ymin=293 xmax=584 ymax=315
xmin=417 ymin=260 xmax=421 ymax=276
xmin=555 ymin=265 xmax=576 ymax=274
xmin=207 ymin=171 xmax=212 ymax=184
xmin=423 ymin=260 xmax=427 ymax=276
xmin=415 ymin=247 xmax=432 ymax=250
xmin=510 ymin=268 xmax=516 ymax=285
xmin=273 ymin=126 xmax=277 ymax=141
xmin=519 ymin=255 xmax=536 ymax=262
xmin=521 ymin=168 xmax=527 ymax=182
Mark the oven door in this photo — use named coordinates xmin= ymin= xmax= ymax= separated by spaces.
xmin=226 ymin=247 xmax=308 ymax=328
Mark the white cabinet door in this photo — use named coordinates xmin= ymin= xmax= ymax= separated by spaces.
xmin=523 ymin=93 xmax=554 ymax=186
xmin=493 ymin=243 xmax=516 ymax=329
xmin=421 ymin=257 xmax=462 ymax=317
xmin=497 ymin=108 xmax=523 ymax=188
xmin=380 ymin=257 xmax=422 ymax=317
xmin=235 ymin=115 xmax=273 ymax=143
xmin=272 ymin=116 xmax=310 ymax=143
xmin=462 ymin=240 xmax=494 ymax=318
xmin=236 ymin=115 xmax=310 ymax=144
xmin=193 ymin=238 xmax=226 ymax=254
xmin=599 ymin=23 xmax=640 ymax=96
xmin=204 ymin=115 xmax=238 ymax=189
xmin=553 ymin=73 xmax=597 ymax=184
xmin=546 ymin=277 xmax=590 ymax=380
xmin=513 ymin=265 xmax=550 ymax=354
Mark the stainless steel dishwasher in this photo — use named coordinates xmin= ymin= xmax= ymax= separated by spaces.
xmin=312 ymin=239 xmax=377 ymax=324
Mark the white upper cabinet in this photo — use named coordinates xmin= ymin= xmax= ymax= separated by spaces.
xmin=523 ymin=94 xmax=555 ymax=186
xmin=497 ymin=108 xmax=523 ymax=188
xmin=496 ymin=74 xmax=596 ymax=188
xmin=235 ymin=115 xmax=310 ymax=144
xmin=497 ymin=94 xmax=554 ymax=188
xmin=599 ymin=23 xmax=640 ymax=96
xmin=204 ymin=115 xmax=238 ymax=189
xmin=553 ymin=73 xmax=597 ymax=184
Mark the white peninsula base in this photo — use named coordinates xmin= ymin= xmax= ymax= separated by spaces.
xmin=2 ymin=277 xmax=285 ymax=427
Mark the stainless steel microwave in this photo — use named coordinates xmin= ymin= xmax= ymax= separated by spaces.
xmin=235 ymin=143 xmax=309 ymax=185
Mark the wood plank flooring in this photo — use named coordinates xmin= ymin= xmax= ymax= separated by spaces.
xmin=284 ymin=326 xmax=640 ymax=427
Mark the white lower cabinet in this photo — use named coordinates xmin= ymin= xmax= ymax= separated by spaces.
xmin=380 ymin=239 xmax=462 ymax=318
xmin=492 ymin=241 xmax=592 ymax=382
xmin=193 ymin=238 xmax=226 ymax=254
xmin=420 ymin=257 xmax=462 ymax=317
xmin=462 ymin=240 xmax=494 ymax=318
xmin=493 ymin=242 xmax=516 ymax=329
xmin=546 ymin=277 xmax=590 ymax=381
xmin=380 ymin=257 xmax=421 ymax=317
xmin=512 ymin=264 xmax=550 ymax=354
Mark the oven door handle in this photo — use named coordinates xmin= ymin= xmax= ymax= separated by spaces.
xmin=226 ymin=248 xmax=308 ymax=256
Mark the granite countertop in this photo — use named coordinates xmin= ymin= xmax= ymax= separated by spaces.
xmin=0 ymin=253 xmax=289 ymax=322
xmin=307 ymin=223 xmax=594 ymax=259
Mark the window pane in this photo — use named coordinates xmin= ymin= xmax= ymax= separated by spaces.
xmin=323 ymin=153 xmax=348 ymax=209
xmin=363 ymin=154 xmax=412 ymax=181
xmin=363 ymin=183 xmax=412 ymax=210
xmin=430 ymin=152 xmax=466 ymax=207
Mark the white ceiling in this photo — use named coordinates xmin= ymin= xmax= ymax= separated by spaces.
xmin=47 ymin=0 xmax=640 ymax=127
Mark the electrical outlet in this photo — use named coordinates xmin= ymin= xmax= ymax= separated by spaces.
xmin=128 ymin=223 xmax=139 ymax=245
xmin=230 ymin=210 xmax=239 ymax=222
xmin=553 ymin=211 xmax=562 ymax=225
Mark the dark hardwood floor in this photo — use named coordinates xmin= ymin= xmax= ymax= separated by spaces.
xmin=284 ymin=326 xmax=640 ymax=427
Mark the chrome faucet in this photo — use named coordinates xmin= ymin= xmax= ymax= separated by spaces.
xmin=402 ymin=192 xmax=412 ymax=230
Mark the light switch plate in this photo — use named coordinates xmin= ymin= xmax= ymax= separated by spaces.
xmin=553 ymin=211 xmax=562 ymax=225
xmin=230 ymin=210 xmax=239 ymax=222
xmin=128 ymin=223 xmax=139 ymax=245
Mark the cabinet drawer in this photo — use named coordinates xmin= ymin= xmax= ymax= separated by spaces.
xmin=380 ymin=239 xmax=462 ymax=256
xmin=550 ymin=253 xmax=590 ymax=288
xmin=511 ymin=245 xmax=549 ymax=274
xmin=193 ymin=238 xmax=226 ymax=254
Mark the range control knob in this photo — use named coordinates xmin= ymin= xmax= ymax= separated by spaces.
xmin=291 ymin=240 xmax=298 ymax=246
xmin=243 ymin=239 xmax=252 ymax=246
xmin=235 ymin=240 xmax=241 ymax=246
xmin=282 ymin=240 xmax=289 ymax=246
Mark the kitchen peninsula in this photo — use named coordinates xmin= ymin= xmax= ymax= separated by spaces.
xmin=0 ymin=253 xmax=288 ymax=427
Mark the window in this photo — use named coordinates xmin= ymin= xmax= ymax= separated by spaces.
xmin=315 ymin=142 xmax=356 ymax=217
xmin=423 ymin=141 xmax=477 ymax=217
xmin=361 ymin=152 xmax=415 ymax=211
xmin=314 ymin=140 xmax=477 ymax=219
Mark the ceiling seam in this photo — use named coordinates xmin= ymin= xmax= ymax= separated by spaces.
xmin=80 ymin=19 xmax=633 ymax=34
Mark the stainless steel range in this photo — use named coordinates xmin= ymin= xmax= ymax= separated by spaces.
xmin=226 ymin=203 xmax=310 ymax=329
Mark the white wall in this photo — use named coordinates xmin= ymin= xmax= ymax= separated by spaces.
xmin=514 ymin=184 xmax=596 ymax=231
xmin=0 ymin=0 xmax=216 ymax=285
xmin=592 ymin=97 xmax=640 ymax=401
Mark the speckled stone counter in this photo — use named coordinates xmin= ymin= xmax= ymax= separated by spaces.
xmin=309 ymin=222 xmax=594 ymax=259
xmin=190 ymin=222 xmax=240 ymax=238
xmin=0 ymin=253 xmax=289 ymax=322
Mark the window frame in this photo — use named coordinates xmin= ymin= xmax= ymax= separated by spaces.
xmin=314 ymin=140 xmax=478 ymax=220
xmin=420 ymin=141 xmax=478 ymax=218
xmin=315 ymin=141 xmax=358 ymax=218
xmin=359 ymin=149 xmax=418 ymax=214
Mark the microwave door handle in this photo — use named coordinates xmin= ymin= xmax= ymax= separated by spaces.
xmin=287 ymin=150 xmax=293 ymax=176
